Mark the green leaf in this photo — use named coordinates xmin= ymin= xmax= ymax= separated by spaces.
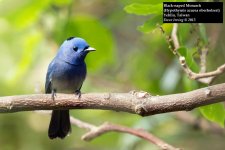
xmin=178 ymin=24 xmax=191 ymax=46
xmin=177 ymin=47 xmax=199 ymax=72
xmin=199 ymin=103 xmax=225 ymax=127
xmin=138 ymin=15 xmax=163 ymax=33
xmin=187 ymin=48 xmax=199 ymax=72
xmin=177 ymin=47 xmax=187 ymax=57
xmin=124 ymin=3 xmax=162 ymax=15
xmin=199 ymin=23 xmax=208 ymax=44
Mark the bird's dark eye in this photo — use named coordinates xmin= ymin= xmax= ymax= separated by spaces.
xmin=73 ymin=46 xmax=78 ymax=52
xmin=84 ymin=46 xmax=89 ymax=50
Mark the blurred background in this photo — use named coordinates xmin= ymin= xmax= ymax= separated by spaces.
xmin=0 ymin=0 xmax=225 ymax=150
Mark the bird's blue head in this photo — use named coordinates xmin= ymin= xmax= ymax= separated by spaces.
xmin=56 ymin=37 xmax=96 ymax=65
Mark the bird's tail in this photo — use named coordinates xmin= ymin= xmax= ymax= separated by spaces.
xmin=48 ymin=110 xmax=71 ymax=139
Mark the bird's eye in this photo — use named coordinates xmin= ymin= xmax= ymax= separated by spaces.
xmin=84 ymin=46 xmax=89 ymax=50
xmin=73 ymin=47 xmax=78 ymax=52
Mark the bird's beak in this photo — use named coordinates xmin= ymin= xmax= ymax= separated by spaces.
xmin=85 ymin=47 xmax=96 ymax=52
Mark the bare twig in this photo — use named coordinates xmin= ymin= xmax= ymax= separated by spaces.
xmin=0 ymin=83 xmax=225 ymax=116
xmin=171 ymin=23 xmax=180 ymax=50
xmin=197 ymin=46 xmax=215 ymax=83
xmin=69 ymin=117 xmax=179 ymax=150
xmin=70 ymin=116 xmax=96 ymax=130
xmin=199 ymin=47 xmax=208 ymax=73
xmin=159 ymin=24 xmax=225 ymax=84
xmin=192 ymin=64 xmax=225 ymax=79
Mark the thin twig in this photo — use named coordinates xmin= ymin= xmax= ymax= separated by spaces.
xmin=197 ymin=46 xmax=214 ymax=83
xmin=199 ymin=47 xmax=208 ymax=73
xmin=171 ymin=23 xmax=180 ymax=50
xmin=70 ymin=116 xmax=96 ymax=130
xmin=69 ymin=116 xmax=180 ymax=150
xmin=159 ymin=24 xmax=225 ymax=84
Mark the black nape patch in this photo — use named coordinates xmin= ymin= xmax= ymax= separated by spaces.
xmin=66 ymin=37 xmax=75 ymax=41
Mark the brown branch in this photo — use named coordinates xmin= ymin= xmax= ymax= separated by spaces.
xmin=70 ymin=117 xmax=180 ymax=150
xmin=0 ymin=83 xmax=225 ymax=116
xmin=159 ymin=23 xmax=225 ymax=84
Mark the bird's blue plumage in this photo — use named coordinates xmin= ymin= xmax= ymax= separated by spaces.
xmin=45 ymin=37 xmax=95 ymax=139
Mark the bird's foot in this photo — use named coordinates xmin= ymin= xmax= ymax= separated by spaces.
xmin=75 ymin=90 xmax=81 ymax=99
xmin=51 ymin=89 xmax=56 ymax=101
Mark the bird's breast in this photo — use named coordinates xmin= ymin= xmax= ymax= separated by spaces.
xmin=51 ymin=61 xmax=87 ymax=93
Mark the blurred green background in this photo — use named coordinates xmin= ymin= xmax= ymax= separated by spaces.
xmin=0 ymin=0 xmax=225 ymax=150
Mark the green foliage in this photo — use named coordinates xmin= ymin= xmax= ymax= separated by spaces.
xmin=121 ymin=0 xmax=186 ymax=5
xmin=8 ymin=31 xmax=43 ymax=84
xmin=52 ymin=0 xmax=72 ymax=6
xmin=137 ymin=15 xmax=162 ymax=33
xmin=124 ymin=3 xmax=162 ymax=15
xmin=177 ymin=24 xmax=191 ymax=45
xmin=124 ymin=0 xmax=187 ymax=33
xmin=124 ymin=2 xmax=163 ymax=33
xmin=199 ymin=23 xmax=208 ymax=44
xmin=4 ymin=0 xmax=51 ymax=30
xmin=200 ymin=103 xmax=225 ymax=127
xmin=124 ymin=0 xmax=225 ymax=128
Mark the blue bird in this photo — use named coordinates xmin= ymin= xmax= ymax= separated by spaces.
xmin=45 ymin=37 xmax=95 ymax=139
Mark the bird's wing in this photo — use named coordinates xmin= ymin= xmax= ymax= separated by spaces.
xmin=45 ymin=61 xmax=54 ymax=94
